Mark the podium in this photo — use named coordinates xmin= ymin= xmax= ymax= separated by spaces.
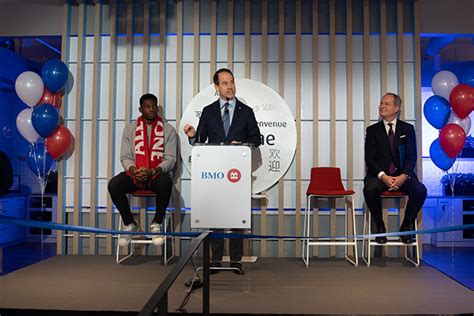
xmin=191 ymin=144 xmax=252 ymax=229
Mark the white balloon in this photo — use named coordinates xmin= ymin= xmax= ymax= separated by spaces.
xmin=447 ymin=111 xmax=471 ymax=135
xmin=16 ymin=108 xmax=40 ymax=143
xmin=15 ymin=71 xmax=44 ymax=107
xmin=431 ymin=70 xmax=459 ymax=101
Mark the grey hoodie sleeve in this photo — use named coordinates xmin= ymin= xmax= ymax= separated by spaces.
xmin=120 ymin=121 xmax=136 ymax=172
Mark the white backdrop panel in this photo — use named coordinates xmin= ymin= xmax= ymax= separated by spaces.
xmin=352 ymin=62 xmax=364 ymax=121
xmin=369 ymin=62 xmax=382 ymax=121
xmin=284 ymin=62 xmax=296 ymax=116
xmin=100 ymin=36 xmax=110 ymax=63
xmin=386 ymin=35 xmax=397 ymax=62
xmin=353 ymin=121 xmax=366 ymax=180
xmin=335 ymin=62 xmax=348 ymax=120
xmin=97 ymin=179 xmax=108 ymax=207
xmin=132 ymin=37 xmax=143 ymax=62
xmin=301 ymin=35 xmax=313 ymax=62
xmin=267 ymin=35 xmax=279 ymax=62
xmin=84 ymin=36 xmax=95 ymax=63
xmin=199 ymin=63 xmax=211 ymax=90
xmin=81 ymin=179 xmax=90 ymax=206
xmin=182 ymin=63 xmax=195 ymax=113
xmin=250 ymin=62 xmax=262 ymax=82
xmin=216 ymin=35 xmax=227 ymax=62
xmin=69 ymin=37 xmax=78 ymax=63
xmin=183 ymin=35 xmax=194 ymax=62
xmin=403 ymin=35 xmax=414 ymax=61
xmin=148 ymin=62 xmax=161 ymax=97
xmin=369 ymin=35 xmax=381 ymax=61
xmin=318 ymin=35 xmax=329 ymax=62
xmin=335 ymin=121 xmax=348 ymax=178
xmin=97 ymin=121 xmax=109 ymax=178
xmin=335 ymin=35 xmax=347 ymax=61
xmin=301 ymin=62 xmax=314 ymax=120
xmin=266 ymin=63 xmax=279 ymax=94
xmin=98 ymin=63 xmax=110 ymax=120
xmin=318 ymin=121 xmax=330 ymax=166
xmin=66 ymin=63 xmax=78 ymax=120
xmin=164 ymin=63 xmax=177 ymax=120
xmin=199 ymin=36 xmax=210 ymax=62
xmin=284 ymin=35 xmax=296 ymax=62
xmin=115 ymin=63 xmax=127 ymax=119
xmin=234 ymin=35 xmax=245 ymax=62
xmin=387 ymin=62 xmax=399 ymax=94
xmin=131 ymin=63 xmax=143 ymax=118
xmin=352 ymin=35 xmax=363 ymax=62
xmin=301 ymin=121 xmax=314 ymax=177
xmin=149 ymin=36 xmax=161 ymax=62
xmin=83 ymin=63 xmax=94 ymax=120
xmin=250 ymin=35 xmax=262 ymax=62
xmin=81 ymin=121 xmax=92 ymax=178
xmin=318 ymin=63 xmax=330 ymax=120
xmin=165 ymin=36 xmax=177 ymax=62
xmin=116 ymin=36 xmax=127 ymax=62
xmin=404 ymin=62 xmax=416 ymax=120
xmin=113 ymin=121 xmax=125 ymax=174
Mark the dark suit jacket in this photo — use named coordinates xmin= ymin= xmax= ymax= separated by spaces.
xmin=364 ymin=119 xmax=418 ymax=180
xmin=195 ymin=98 xmax=261 ymax=147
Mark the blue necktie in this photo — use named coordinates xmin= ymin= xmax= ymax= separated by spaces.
xmin=222 ymin=103 xmax=230 ymax=137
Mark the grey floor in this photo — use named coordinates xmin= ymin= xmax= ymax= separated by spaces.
xmin=1 ymin=255 xmax=474 ymax=314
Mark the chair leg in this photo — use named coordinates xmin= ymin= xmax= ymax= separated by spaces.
xmin=302 ymin=196 xmax=311 ymax=267
xmin=116 ymin=219 xmax=133 ymax=264
xmin=351 ymin=196 xmax=358 ymax=267
xmin=362 ymin=211 xmax=371 ymax=267
xmin=163 ymin=209 xmax=176 ymax=266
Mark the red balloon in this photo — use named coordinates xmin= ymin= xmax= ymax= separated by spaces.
xmin=36 ymin=87 xmax=62 ymax=109
xmin=45 ymin=125 xmax=72 ymax=159
xmin=439 ymin=124 xmax=466 ymax=158
xmin=449 ymin=84 xmax=474 ymax=119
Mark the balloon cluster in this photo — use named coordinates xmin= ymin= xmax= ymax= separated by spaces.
xmin=14 ymin=59 xmax=73 ymax=188
xmin=425 ymin=69 xmax=474 ymax=171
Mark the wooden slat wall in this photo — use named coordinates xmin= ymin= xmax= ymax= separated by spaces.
xmin=57 ymin=1 xmax=70 ymax=255
xmin=329 ymin=0 xmax=337 ymax=257
xmin=260 ymin=0 xmax=268 ymax=257
xmin=89 ymin=0 xmax=101 ymax=255
xmin=61 ymin=0 xmax=422 ymax=258
xmin=72 ymin=1 xmax=86 ymax=255
xmin=397 ymin=0 xmax=405 ymax=120
xmin=311 ymin=0 xmax=319 ymax=257
xmin=294 ymin=0 xmax=302 ymax=257
xmin=277 ymin=0 xmax=285 ymax=258
xmin=105 ymin=2 xmax=117 ymax=255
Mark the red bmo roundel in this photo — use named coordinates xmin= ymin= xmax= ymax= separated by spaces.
xmin=227 ymin=168 xmax=241 ymax=183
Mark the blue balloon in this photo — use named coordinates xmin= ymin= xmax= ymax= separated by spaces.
xmin=460 ymin=67 xmax=474 ymax=87
xmin=430 ymin=139 xmax=455 ymax=171
xmin=27 ymin=142 xmax=53 ymax=177
xmin=41 ymin=59 xmax=68 ymax=93
xmin=31 ymin=103 xmax=59 ymax=137
xmin=423 ymin=95 xmax=451 ymax=129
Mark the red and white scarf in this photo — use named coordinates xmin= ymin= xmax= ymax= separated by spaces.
xmin=128 ymin=115 xmax=165 ymax=183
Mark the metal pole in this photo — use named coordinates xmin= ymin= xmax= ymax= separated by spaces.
xmin=203 ymin=234 xmax=210 ymax=315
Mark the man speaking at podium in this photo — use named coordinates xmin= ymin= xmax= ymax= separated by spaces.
xmin=184 ymin=68 xmax=261 ymax=274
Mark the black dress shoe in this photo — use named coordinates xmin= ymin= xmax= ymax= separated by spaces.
xmin=400 ymin=235 xmax=415 ymax=244
xmin=399 ymin=218 xmax=415 ymax=244
xmin=375 ymin=223 xmax=387 ymax=244
xmin=230 ymin=262 xmax=245 ymax=275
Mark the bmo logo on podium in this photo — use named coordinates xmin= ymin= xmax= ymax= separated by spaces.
xmin=227 ymin=168 xmax=241 ymax=183
xmin=200 ymin=168 xmax=241 ymax=183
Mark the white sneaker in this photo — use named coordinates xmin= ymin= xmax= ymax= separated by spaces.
xmin=118 ymin=222 xmax=140 ymax=246
xmin=150 ymin=222 xmax=164 ymax=246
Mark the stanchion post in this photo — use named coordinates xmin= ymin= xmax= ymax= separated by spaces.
xmin=203 ymin=234 xmax=210 ymax=316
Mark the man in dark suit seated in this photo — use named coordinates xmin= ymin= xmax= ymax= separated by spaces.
xmin=184 ymin=68 xmax=261 ymax=274
xmin=363 ymin=93 xmax=427 ymax=244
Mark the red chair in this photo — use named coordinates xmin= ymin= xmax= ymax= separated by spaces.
xmin=302 ymin=167 xmax=358 ymax=267
xmin=116 ymin=190 xmax=175 ymax=265
xmin=362 ymin=191 xmax=420 ymax=267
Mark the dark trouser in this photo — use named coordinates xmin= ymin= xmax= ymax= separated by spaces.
xmin=108 ymin=171 xmax=173 ymax=226
xmin=210 ymin=229 xmax=244 ymax=262
xmin=363 ymin=176 xmax=427 ymax=227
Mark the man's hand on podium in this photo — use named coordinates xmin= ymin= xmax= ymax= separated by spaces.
xmin=183 ymin=124 xmax=196 ymax=138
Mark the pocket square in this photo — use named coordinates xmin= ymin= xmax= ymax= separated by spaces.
xmin=399 ymin=135 xmax=406 ymax=139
